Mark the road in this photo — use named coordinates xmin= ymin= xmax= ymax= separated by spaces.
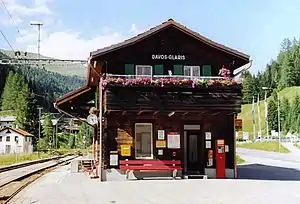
xmin=237 ymin=143 xmax=300 ymax=181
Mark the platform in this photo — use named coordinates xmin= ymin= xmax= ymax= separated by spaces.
xmin=9 ymin=163 xmax=300 ymax=204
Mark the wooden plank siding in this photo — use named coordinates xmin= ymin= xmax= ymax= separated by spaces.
xmin=104 ymin=86 xmax=243 ymax=114
xmin=104 ymin=113 xmax=235 ymax=171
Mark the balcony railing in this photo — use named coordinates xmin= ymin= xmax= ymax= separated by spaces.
xmin=105 ymin=74 xmax=228 ymax=80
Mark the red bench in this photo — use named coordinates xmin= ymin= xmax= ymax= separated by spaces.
xmin=120 ymin=159 xmax=182 ymax=180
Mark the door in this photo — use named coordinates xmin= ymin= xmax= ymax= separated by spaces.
xmin=5 ymin=145 xmax=11 ymax=154
xmin=185 ymin=131 xmax=204 ymax=174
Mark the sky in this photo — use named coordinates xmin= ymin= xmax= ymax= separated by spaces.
xmin=1 ymin=0 xmax=300 ymax=73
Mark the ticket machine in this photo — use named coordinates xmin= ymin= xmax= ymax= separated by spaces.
xmin=215 ymin=139 xmax=226 ymax=179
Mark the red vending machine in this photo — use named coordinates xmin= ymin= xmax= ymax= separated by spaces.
xmin=215 ymin=139 xmax=226 ymax=179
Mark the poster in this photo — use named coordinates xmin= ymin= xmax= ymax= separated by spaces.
xmin=205 ymin=132 xmax=211 ymax=140
xmin=205 ymin=141 xmax=211 ymax=148
xmin=158 ymin=130 xmax=165 ymax=140
xmin=120 ymin=145 xmax=131 ymax=156
xmin=167 ymin=132 xmax=180 ymax=149
xmin=225 ymin=145 xmax=229 ymax=152
xmin=158 ymin=149 xmax=163 ymax=155
xmin=109 ymin=154 xmax=118 ymax=166
xmin=156 ymin=140 xmax=166 ymax=148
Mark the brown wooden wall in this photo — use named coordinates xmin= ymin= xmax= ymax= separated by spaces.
xmin=104 ymin=86 xmax=243 ymax=113
xmin=104 ymin=113 xmax=235 ymax=170
xmin=97 ymin=26 xmax=246 ymax=77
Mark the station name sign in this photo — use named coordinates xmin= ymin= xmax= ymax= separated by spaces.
xmin=152 ymin=54 xmax=185 ymax=60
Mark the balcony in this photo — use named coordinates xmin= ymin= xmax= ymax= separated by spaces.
xmin=102 ymin=74 xmax=242 ymax=90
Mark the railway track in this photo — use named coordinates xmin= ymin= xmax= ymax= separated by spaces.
xmin=0 ymin=156 xmax=76 ymax=204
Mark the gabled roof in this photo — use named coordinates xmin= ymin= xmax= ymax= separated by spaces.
xmin=0 ymin=127 xmax=34 ymax=137
xmin=90 ymin=18 xmax=250 ymax=61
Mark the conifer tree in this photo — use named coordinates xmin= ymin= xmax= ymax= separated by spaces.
xmin=1 ymin=71 xmax=15 ymax=110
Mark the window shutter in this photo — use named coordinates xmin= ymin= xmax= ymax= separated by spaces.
xmin=202 ymin=65 xmax=212 ymax=76
xmin=173 ymin=64 xmax=183 ymax=75
xmin=154 ymin=65 xmax=164 ymax=75
xmin=125 ymin=64 xmax=134 ymax=75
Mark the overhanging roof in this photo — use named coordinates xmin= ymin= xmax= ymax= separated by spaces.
xmin=90 ymin=18 xmax=250 ymax=61
xmin=54 ymin=86 xmax=95 ymax=118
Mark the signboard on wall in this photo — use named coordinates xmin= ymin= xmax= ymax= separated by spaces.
xmin=157 ymin=130 xmax=165 ymax=140
xmin=167 ymin=132 xmax=180 ymax=149
xmin=235 ymin=119 xmax=243 ymax=131
xmin=120 ymin=145 xmax=131 ymax=156
xmin=156 ymin=140 xmax=166 ymax=148
xmin=152 ymin=54 xmax=185 ymax=60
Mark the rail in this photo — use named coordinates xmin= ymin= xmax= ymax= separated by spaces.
xmin=105 ymin=74 xmax=228 ymax=80
xmin=0 ymin=155 xmax=77 ymax=203
xmin=0 ymin=154 xmax=72 ymax=173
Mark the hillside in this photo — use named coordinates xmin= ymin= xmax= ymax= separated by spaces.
xmin=238 ymin=86 xmax=300 ymax=138
xmin=0 ymin=49 xmax=86 ymax=77
xmin=0 ymin=51 xmax=85 ymax=113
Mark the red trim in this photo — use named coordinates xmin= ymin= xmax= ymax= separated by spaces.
xmin=120 ymin=160 xmax=181 ymax=165
xmin=119 ymin=159 xmax=182 ymax=171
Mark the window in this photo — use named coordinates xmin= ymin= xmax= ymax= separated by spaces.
xmin=154 ymin=65 xmax=164 ymax=75
xmin=173 ymin=64 xmax=183 ymax=75
xmin=135 ymin=123 xmax=153 ymax=159
xmin=202 ymin=65 xmax=212 ymax=76
xmin=6 ymin=136 xmax=10 ymax=142
xmin=0 ymin=136 xmax=2 ymax=142
xmin=136 ymin=65 xmax=152 ymax=78
xmin=125 ymin=64 xmax=134 ymax=75
xmin=183 ymin=66 xmax=201 ymax=78
xmin=15 ymin=136 xmax=19 ymax=143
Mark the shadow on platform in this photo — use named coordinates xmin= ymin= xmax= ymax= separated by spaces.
xmin=237 ymin=164 xmax=300 ymax=181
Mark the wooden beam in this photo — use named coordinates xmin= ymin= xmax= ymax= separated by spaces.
xmin=137 ymin=111 xmax=144 ymax=115
xmin=182 ymin=112 xmax=189 ymax=116
xmin=122 ymin=111 xmax=127 ymax=116
xmin=153 ymin=111 xmax=160 ymax=115
xmin=212 ymin=112 xmax=220 ymax=116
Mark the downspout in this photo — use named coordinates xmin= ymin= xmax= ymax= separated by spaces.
xmin=233 ymin=60 xmax=253 ymax=78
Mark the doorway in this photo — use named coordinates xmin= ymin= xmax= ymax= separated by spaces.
xmin=184 ymin=130 xmax=204 ymax=175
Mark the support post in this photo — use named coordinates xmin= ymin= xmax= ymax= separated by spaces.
xmin=98 ymin=77 xmax=104 ymax=181
xmin=277 ymin=92 xmax=281 ymax=152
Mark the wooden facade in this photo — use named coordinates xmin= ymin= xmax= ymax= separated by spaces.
xmin=55 ymin=19 xmax=250 ymax=179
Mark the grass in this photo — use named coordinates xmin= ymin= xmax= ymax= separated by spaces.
xmin=0 ymin=152 xmax=52 ymax=167
xmin=238 ymin=86 xmax=300 ymax=140
xmin=236 ymin=155 xmax=245 ymax=164
xmin=294 ymin=143 xmax=300 ymax=149
xmin=0 ymin=148 xmax=90 ymax=167
xmin=237 ymin=141 xmax=290 ymax=153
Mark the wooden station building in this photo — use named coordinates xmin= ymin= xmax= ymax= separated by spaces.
xmin=55 ymin=19 xmax=250 ymax=179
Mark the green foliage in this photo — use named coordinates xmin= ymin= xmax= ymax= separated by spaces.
xmin=280 ymin=97 xmax=291 ymax=134
xmin=290 ymin=95 xmax=300 ymax=133
xmin=241 ymin=36 xmax=300 ymax=136
xmin=1 ymin=71 xmax=15 ymax=110
xmin=76 ymin=122 xmax=93 ymax=149
xmin=237 ymin=141 xmax=290 ymax=153
xmin=0 ymin=50 xmax=85 ymax=113
xmin=42 ymin=113 xmax=54 ymax=147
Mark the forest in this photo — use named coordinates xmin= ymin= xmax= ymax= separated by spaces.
xmin=242 ymin=38 xmax=300 ymax=135
xmin=0 ymin=51 xmax=88 ymax=149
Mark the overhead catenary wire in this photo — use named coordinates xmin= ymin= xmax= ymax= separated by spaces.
xmin=0 ymin=29 xmax=15 ymax=51
xmin=0 ymin=0 xmax=25 ymax=42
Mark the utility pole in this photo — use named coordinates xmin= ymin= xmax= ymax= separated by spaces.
xmin=264 ymin=90 xmax=269 ymax=137
xmin=30 ymin=21 xmax=43 ymax=68
xmin=277 ymin=91 xmax=281 ymax=152
xmin=38 ymin=107 xmax=43 ymax=140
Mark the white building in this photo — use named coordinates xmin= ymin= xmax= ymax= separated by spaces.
xmin=0 ymin=127 xmax=34 ymax=154
xmin=0 ymin=116 xmax=17 ymax=129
